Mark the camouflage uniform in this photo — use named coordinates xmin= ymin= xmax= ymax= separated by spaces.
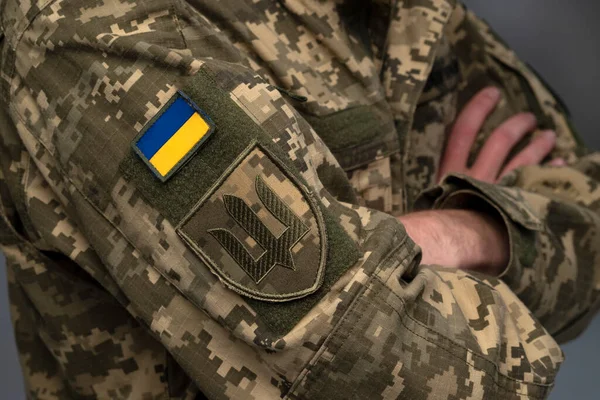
xmin=0 ymin=0 xmax=596 ymax=399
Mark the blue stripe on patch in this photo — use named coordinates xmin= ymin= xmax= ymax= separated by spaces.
xmin=135 ymin=96 xmax=196 ymax=159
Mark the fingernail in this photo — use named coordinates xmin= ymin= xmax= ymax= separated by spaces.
xmin=484 ymin=86 xmax=501 ymax=100
xmin=550 ymin=158 xmax=566 ymax=166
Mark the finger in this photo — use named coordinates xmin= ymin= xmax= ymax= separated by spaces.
xmin=547 ymin=157 xmax=567 ymax=167
xmin=497 ymin=130 xmax=557 ymax=180
xmin=439 ymin=86 xmax=501 ymax=180
xmin=471 ymin=112 xmax=537 ymax=182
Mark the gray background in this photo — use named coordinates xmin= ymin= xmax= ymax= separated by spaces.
xmin=1 ymin=1 xmax=599 ymax=398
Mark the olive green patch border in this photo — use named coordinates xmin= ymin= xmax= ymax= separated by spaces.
xmin=120 ymin=65 xmax=359 ymax=334
xmin=131 ymin=90 xmax=216 ymax=182
xmin=303 ymin=103 xmax=399 ymax=171
xmin=176 ymin=140 xmax=328 ymax=302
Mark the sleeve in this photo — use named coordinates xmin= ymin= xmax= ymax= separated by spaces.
xmin=416 ymin=4 xmax=600 ymax=343
xmin=0 ymin=106 xmax=176 ymax=399
xmin=0 ymin=1 xmax=564 ymax=399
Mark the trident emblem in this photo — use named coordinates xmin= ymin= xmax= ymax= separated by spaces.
xmin=209 ymin=175 xmax=309 ymax=284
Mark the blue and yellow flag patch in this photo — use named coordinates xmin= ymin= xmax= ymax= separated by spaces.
xmin=132 ymin=91 xmax=215 ymax=181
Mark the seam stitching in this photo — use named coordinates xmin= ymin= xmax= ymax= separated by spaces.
xmin=288 ymin=233 xmax=409 ymax=397
xmin=12 ymin=0 xmax=57 ymax=50
xmin=372 ymin=274 xmax=555 ymax=392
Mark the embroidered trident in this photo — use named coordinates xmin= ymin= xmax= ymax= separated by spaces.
xmin=209 ymin=175 xmax=309 ymax=284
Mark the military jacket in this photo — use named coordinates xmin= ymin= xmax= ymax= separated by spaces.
xmin=0 ymin=0 xmax=597 ymax=399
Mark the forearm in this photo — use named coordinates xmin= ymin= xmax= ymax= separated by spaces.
xmin=427 ymin=4 xmax=599 ymax=342
xmin=399 ymin=208 xmax=509 ymax=274
xmin=416 ymin=162 xmax=600 ymax=341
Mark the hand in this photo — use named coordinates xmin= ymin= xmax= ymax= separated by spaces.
xmin=438 ymin=86 xmax=563 ymax=183
xmin=400 ymin=209 xmax=509 ymax=275
xmin=401 ymin=87 xmax=565 ymax=275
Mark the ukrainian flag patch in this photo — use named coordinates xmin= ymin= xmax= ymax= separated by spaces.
xmin=132 ymin=91 xmax=215 ymax=181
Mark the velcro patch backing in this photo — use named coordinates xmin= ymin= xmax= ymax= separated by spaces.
xmin=121 ymin=66 xmax=359 ymax=334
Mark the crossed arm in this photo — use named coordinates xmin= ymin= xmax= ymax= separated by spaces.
xmin=401 ymin=86 xmax=560 ymax=275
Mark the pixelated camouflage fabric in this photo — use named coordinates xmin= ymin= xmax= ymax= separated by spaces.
xmin=1 ymin=0 xmax=598 ymax=399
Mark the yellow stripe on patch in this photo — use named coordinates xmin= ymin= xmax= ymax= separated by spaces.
xmin=149 ymin=113 xmax=210 ymax=176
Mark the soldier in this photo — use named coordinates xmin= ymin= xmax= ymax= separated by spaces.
xmin=0 ymin=0 xmax=596 ymax=399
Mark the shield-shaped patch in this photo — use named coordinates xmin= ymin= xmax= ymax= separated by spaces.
xmin=177 ymin=141 xmax=327 ymax=302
